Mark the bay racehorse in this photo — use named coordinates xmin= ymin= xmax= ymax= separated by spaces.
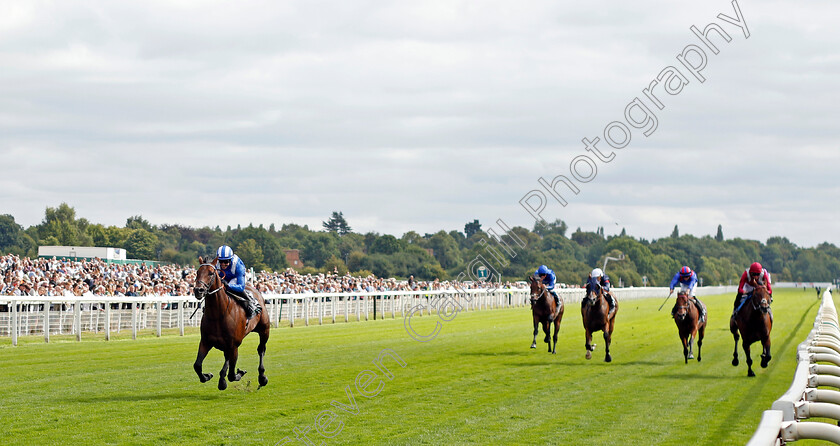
xmin=731 ymin=284 xmax=772 ymax=377
xmin=581 ymin=277 xmax=617 ymax=362
xmin=672 ymin=291 xmax=706 ymax=364
xmin=193 ymin=256 xmax=270 ymax=390
xmin=529 ymin=275 xmax=564 ymax=354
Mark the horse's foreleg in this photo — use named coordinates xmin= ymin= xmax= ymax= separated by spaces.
xmin=228 ymin=348 xmax=246 ymax=382
xmin=743 ymin=342 xmax=755 ymax=377
xmin=542 ymin=320 xmax=551 ymax=352
xmin=218 ymin=352 xmax=230 ymax=390
xmin=194 ymin=341 xmax=213 ymax=383
xmin=681 ymin=334 xmax=689 ymax=364
xmin=531 ymin=317 xmax=538 ymax=349
xmin=258 ymin=329 xmax=269 ymax=387
xmin=603 ymin=328 xmax=612 ymax=363
xmin=761 ymin=337 xmax=772 ymax=368
xmin=731 ymin=321 xmax=740 ymax=367
xmin=585 ymin=330 xmax=593 ymax=360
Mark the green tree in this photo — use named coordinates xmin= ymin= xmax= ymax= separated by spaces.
xmin=302 ymin=232 xmax=339 ymax=268
xmin=670 ymin=225 xmax=679 ymax=238
xmin=428 ymin=231 xmax=462 ymax=269
xmin=369 ymin=234 xmax=402 ymax=255
xmin=126 ymin=215 xmax=154 ymax=232
xmin=236 ymin=238 xmax=269 ymax=272
xmin=323 ymin=255 xmax=349 ymax=275
xmin=322 ymin=211 xmax=352 ymax=235
xmin=124 ymin=229 xmax=158 ymax=260
xmin=36 ymin=203 xmax=93 ymax=246
xmin=464 ymin=220 xmax=482 ymax=238
xmin=0 ymin=214 xmax=23 ymax=251
xmin=715 ymin=225 xmax=724 ymax=242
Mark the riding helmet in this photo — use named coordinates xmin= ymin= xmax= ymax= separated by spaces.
xmin=749 ymin=262 xmax=763 ymax=274
xmin=217 ymin=245 xmax=234 ymax=261
xmin=679 ymin=266 xmax=692 ymax=277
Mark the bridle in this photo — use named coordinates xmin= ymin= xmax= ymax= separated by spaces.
xmin=585 ymin=281 xmax=602 ymax=307
xmin=674 ymin=292 xmax=691 ymax=320
xmin=530 ymin=284 xmax=548 ymax=306
xmin=194 ymin=263 xmax=225 ymax=299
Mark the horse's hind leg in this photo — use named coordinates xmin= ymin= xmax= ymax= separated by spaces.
xmin=697 ymin=323 xmax=705 ymax=363
xmin=551 ymin=318 xmax=560 ymax=355
xmin=681 ymin=334 xmax=689 ymax=364
xmin=194 ymin=341 xmax=213 ymax=383
xmin=585 ymin=330 xmax=593 ymax=360
xmin=760 ymin=337 xmax=772 ymax=368
xmin=227 ymin=348 xmax=246 ymax=382
xmin=687 ymin=333 xmax=695 ymax=361
xmin=257 ymin=329 xmax=269 ymax=387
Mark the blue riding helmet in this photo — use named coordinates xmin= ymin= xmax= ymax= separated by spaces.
xmin=217 ymin=245 xmax=234 ymax=261
xmin=536 ymin=265 xmax=550 ymax=276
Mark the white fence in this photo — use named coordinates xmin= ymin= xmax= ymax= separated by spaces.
xmin=748 ymin=286 xmax=839 ymax=445
xmin=0 ymin=285 xmax=737 ymax=346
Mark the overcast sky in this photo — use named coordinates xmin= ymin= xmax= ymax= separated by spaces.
xmin=1 ymin=0 xmax=837 ymax=247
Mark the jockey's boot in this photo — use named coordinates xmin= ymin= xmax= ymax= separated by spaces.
xmin=732 ymin=293 xmax=742 ymax=317
xmin=694 ymin=298 xmax=707 ymax=323
xmin=553 ymin=294 xmax=561 ymax=309
xmin=606 ymin=293 xmax=616 ymax=315
xmin=244 ymin=291 xmax=261 ymax=324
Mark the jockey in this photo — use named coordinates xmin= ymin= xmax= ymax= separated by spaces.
xmin=216 ymin=245 xmax=261 ymax=322
xmin=535 ymin=265 xmax=561 ymax=308
xmin=669 ymin=266 xmax=706 ymax=322
xmin=734 ymin=262 xmax=773 ymax=315
xmin=587 ymin=268 xmax=616 ymax=314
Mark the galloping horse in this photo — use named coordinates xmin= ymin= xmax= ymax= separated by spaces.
xmin=529 ymin=276 xmax=564 ymax=354
xmin=731 ymin=285 xmax=772 ymax=377
xmin=193 ymin=256 xmax=270 ymax=390
xmin=672 ymin=291 xmax=706 ymax=364
xmin=581 ymin=277 xmax=617 ymax=362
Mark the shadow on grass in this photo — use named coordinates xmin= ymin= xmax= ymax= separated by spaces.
xmin=66 ymin=391 xmax=224 ymax=404
xmin=461 ymin=351 xmax=531 ymax=357
xmin=646 ymin=373 xmax=726 ymax=380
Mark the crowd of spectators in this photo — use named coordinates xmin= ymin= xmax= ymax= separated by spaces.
xmin=1 ymin=254 xmax=521 ymax=299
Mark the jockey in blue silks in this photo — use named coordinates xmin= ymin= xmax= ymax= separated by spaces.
xmin=535 ymin=265 xmax=560 ymax=308
xmin=216 ymin=245 xmax=261 ymax=322
xmin=668 ymin=266 xmax=706 ymax=322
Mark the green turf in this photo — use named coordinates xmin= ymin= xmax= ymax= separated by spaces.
xmin=0 ymin=289 xmax=828 ymax=445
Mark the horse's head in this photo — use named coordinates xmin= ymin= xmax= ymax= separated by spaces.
xmin=194 ymin=256 xmax=221 ymax=300
xmin=674 ymin=291 xmax=690 ymax=321
xmin=584 ymin=276 xmax=601 ymax=306
xmin=752 ymin=285 xmax=771 ymax=314
xmin=528 ymin=275 xmax=545 ymax=305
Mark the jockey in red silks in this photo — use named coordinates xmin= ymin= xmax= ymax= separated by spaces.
xmin=734 ymin=262 xmax=772 ymax=315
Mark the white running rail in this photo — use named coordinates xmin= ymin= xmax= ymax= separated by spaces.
xmin=748 ymin=286 xmax=838 ymax=445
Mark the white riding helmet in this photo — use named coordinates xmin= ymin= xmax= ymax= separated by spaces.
xmin=591 ymin=268 xmax=604 ymax=278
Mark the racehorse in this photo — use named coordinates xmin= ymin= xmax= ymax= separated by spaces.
xmin=672 ymin=291 xmax=706 ymax=364
xmin=529 ymin=275 xmax=564 ymax=354
xmin=581 ymin=277 xmax=617 ymax=362
xmin=193 ymin=256 xmax=270 ymax=390
xmin=730 ymin=285 xmax=772 ymax=377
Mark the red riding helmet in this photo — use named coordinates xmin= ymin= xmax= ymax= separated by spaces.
xmin=679 ymin=266 xmax=692 ymax=277
xmin=749 ymin=262 xmax=763 ymax=275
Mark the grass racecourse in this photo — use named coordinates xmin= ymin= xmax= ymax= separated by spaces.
xmin=0 ymin=288 xmax=830 ymax=445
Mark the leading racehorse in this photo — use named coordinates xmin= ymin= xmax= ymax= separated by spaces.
xmin=193 ymin=256 xmax=270 ymax=390
xmin=731 ymin=284 xmax=772 ymax=377
xmin=672 ymin=291 xmax=706 ymax=364
xmin=581 ymin=277 xmax=617 ymax=362
xmin=529 ymin=275 xmax=564 ymax=354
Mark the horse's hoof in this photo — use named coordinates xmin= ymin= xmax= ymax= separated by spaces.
xmin=604 ymin=354 xmax=612 ymax=363
xmin=200 ymin=373 xmax=213 ymax=383
xmin=761 ymin=357 xmax=771 ymax=368
xmin=218 ymin=380 xmax=228 ymax=391
xmin=586 ymin=351 xmax=592 ymax=360
xmin=748 ymin=370 xmax=755 ymax=377
xmin=697 ymin=356 xmax=702 ymax=362
xmin=530 ymin=344 xmax=536 ymax=349
xmin=259 ymin=375 xmax=268 ymax=387
xmin=688 ymin=353 xmax=695 ymax=360
xmin=732 ymin=358 xmax=739 ymax=367
xmin=238 ymin=368 xmax=247 ymax=377
xmin=552 ymin=351 xmax=556 ymax=355
xmin=591 ymin=344 xmax=597 ymax=351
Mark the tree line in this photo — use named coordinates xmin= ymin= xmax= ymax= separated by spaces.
xmin=1 ymin=204 xmax=838 ymax=286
